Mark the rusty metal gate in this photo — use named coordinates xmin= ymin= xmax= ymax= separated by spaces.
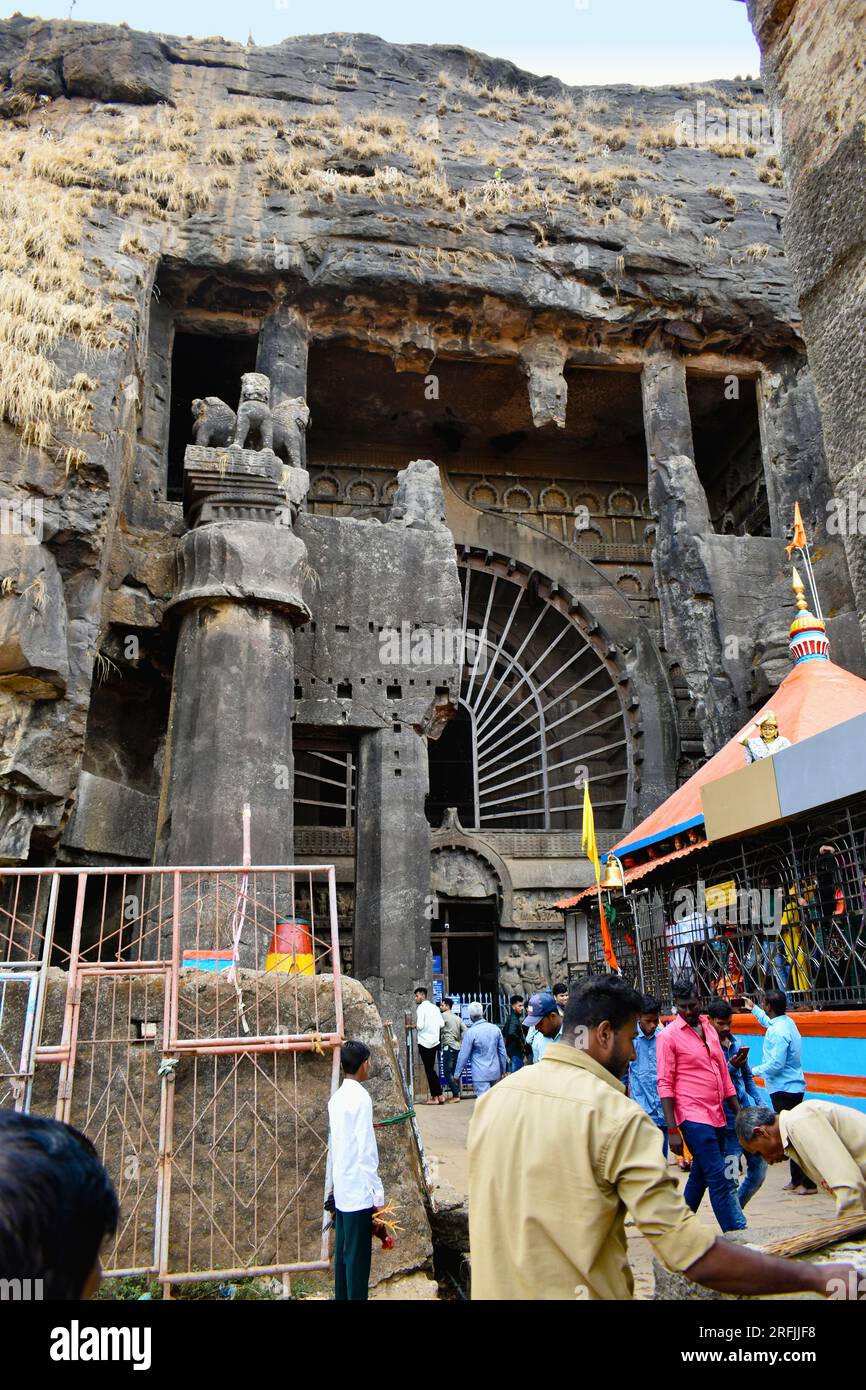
xmin=0 ymin=864 xmax=344 ymax=1294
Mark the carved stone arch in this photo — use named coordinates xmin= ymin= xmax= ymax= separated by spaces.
xmin=469 ymin=479 xmax=499 ymax=508
xmin=616 ymin=568 xmax=643 ymax=595
xmin=608 ymin=487 xmax=639 ymax=515
xmin=347 ymin=477 xmax=377 ymax=504
xmin=573 ymin=490 xmax=601 ymax=514
xmin=540 ymin=484 xmax=569 ymax=511
xmin=439 ymin=480 xmax=682 ymax=822
xmin=310 ymin=472 xmax=341 ymax=499
xmin=503 ymin=484 xmax=533 ymax=513
xmin=430 ymin=821 xmax=514 ymax=928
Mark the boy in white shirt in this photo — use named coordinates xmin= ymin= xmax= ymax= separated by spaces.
xmin=326 ymin=1040 xmax=385 ymax=1300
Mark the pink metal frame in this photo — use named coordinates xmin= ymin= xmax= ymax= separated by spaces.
xmin=0 ymin=864 xmax=344 ymax=1295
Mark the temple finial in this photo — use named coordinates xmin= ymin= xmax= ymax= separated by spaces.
xmin=792 ymin=565 xmax=809 ymax=612
xmin=789 ymin=566 xmax=830 ymax=664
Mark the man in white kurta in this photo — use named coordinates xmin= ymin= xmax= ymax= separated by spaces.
xmin=327 ymin=1040 xmax=384 ymax=1300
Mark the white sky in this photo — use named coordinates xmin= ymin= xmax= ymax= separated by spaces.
xmin=23 ymin=1 xmax=762 ymax=87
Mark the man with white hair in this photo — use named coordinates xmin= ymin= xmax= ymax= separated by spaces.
xmin=736 ymin=1101 xmax=866 ymax=1216
xmin=453 ymin=1002 xmax=507 ymax=1097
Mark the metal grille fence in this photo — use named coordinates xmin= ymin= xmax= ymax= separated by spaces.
xmin=0 ymin=864 xmax=343 ymax=1293
xmin=583 ymin=797 xmax=866 ymax=1011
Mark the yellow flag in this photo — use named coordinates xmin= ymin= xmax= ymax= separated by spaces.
xmin=785 ymin=501 xmax=807 ymax=559
xmin=581 ymin=782 xmax=601 ymax=883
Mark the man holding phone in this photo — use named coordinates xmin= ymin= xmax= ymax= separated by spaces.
xmin=707 ymin=1001 xmax=767 ymax=1209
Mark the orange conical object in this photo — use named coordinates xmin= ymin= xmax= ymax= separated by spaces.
xmin=265 ymin=918 xmax=314 ymax=975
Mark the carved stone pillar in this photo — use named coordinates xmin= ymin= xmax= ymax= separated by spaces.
xmin=256 ymin=310 xmax=310 ymax=468
xmin=520 ymin=338 xmax=568 ymax=429
xmin=641 ymin=351 xmax=737 ymax=755
xmin=353 ymin=724 xmax=432 ymax=1026
xmin=157 ymin=425 xmax=311 ymax=959
xmin=640 ymin=351 xmax=695 ymax=464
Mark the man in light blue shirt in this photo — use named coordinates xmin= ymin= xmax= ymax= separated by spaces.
xmin=523 ymin=992 xmax=562 ymax=1064
xmin=743 ymin=989 xmax=817 ymax=1194
xmin=628 ymin=993 xmax=668 ymax=1155
xmin=454 ymin=1001 xmax=507 ymax=1096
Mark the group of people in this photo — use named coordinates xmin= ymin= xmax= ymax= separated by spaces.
xmin=4 ymin=977 xmax=866 ymax=1304
xmin=467 ymin=973 xmax=866 ymax=1300
xmin=414 ymin=983 xmax=570 ymax=1103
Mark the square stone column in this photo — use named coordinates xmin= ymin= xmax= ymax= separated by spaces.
xmin=353 ymin=724 xmax=432 ymax=1026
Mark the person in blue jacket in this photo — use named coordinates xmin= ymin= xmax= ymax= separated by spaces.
xmin=707 ymin=1000 xmax=767 ymax=1210
xmin=628 ymin=993 xmax=668 ymax=1155
xmin=454 ymin=1001 xmax=507 ymax=1096
xmin=743 ymin=989 xmax=817 ymax=1194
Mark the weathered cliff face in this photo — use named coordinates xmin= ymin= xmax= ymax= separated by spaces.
xmin=0 ymin=16 xmax=861 ymax=863
xmin=746 ymin=0 xmax=866 ymax=649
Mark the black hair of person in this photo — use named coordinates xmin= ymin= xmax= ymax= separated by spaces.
xmin=340 ymin=1040 xmax=371 ymax=1074
xmin=764 ymin=989 xmax=787 ymax=1015
xmin=563 ymin=974 xmax=643 ymax=1032
xmin=672 ymin=977 xmax=699 ymax=1002
xmin=0 ymin=1111 xmax=118 ymax=1300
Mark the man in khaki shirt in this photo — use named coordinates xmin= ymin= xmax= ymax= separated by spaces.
xmin=468 ymin=976 xmax=855 ymax=1301
xmin=737 ymin=1099 xmax=866 ymax=1215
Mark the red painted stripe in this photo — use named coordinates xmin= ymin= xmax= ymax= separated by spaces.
xmin=731 ymin=1011 xmax=866 ymax=1038
xmin=751 ymin=1074 xmax=866 ymax=1099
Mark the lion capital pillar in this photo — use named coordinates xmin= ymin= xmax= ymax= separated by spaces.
xmin=156 ymin=423 xmax=312 ymax=947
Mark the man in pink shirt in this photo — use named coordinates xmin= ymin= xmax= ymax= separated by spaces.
xmin=657 ymin=979 xmax=747 ymax=1231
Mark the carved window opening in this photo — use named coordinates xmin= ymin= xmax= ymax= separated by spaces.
xmin=425 ymin=556 xmax=631 ymax=833
xmin=166 ymin=330 xmax=259 ymax=499
xmin=426 ymin=701 xmax=477 ymax=829
xmin=293 ymin=736 xmax=355 ymax=828
xmin=686 ymin=373 xmax=769 ymax=536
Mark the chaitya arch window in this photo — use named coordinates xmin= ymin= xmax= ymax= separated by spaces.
xmin=426 ymin=554 xmax=633 ymax=832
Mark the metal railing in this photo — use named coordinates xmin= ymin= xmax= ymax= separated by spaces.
xmin=0 ymin=864 xmax=343 ymax=1294
xmin=583 ymin=798 xmax=866 ymax=1011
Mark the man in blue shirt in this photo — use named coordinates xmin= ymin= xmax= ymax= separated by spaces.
xmin=628 ymin=993 xmax=668 ymax=1155
xmin=454 ymin=1001 xmax=507 ymax=1096
xmin=707 ymin=1000 xmax=766 ymax=1209
xmin=523 ymin=992 xmax=563 ymax=1064
xmin=743 ymin=989 xmax=817 ymax=1194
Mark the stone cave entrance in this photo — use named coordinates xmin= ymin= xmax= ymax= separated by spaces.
xmin=686 ymin=371 xmax=768 ymax=535
xmin=166 ymin=329 xmax=259 ymax=498
xmin=303 ymin=342 xmax=649 ymax=522
xmin=431 ymin=897 xmax=499 ymax=1004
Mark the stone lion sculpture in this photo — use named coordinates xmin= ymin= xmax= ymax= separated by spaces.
xmin=191 ymin=396 xmax=237 ymax=448
xmin=389 ymin=458 xmax=449 ymax=531
xmin=232 ymin=372 xmax=273 ymax=451
xmin=271 ymin=396 xmax=310 ymax=469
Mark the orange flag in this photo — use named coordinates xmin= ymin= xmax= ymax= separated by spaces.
xmin=785 ymin=501 xmax=807 ymax=559
xmin=598 ymin=895 xmax=620 ymax=973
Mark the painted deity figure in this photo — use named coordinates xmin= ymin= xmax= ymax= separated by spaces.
xmin=739 ymin=710 xmax=791 ymax=765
